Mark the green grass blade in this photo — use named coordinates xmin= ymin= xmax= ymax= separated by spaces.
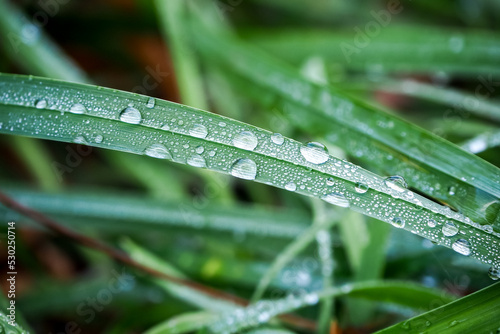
xmin=1 ymin=73 xmax=499 ymax=269
xmin=374 ymin=282 xmax=500 ymax=334
xmin=461 ymin=130 xmax=500 ymax=154
xmin=145 ymin=311 xmax=217 ymax=334
xmin=192 ymin=23 xmax=500 ymax=230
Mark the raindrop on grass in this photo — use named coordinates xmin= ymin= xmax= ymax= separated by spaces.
xmin=442 ymin=222 xmax=459 ymax=237
xmin=355 ymin=182 xmax=369 ymax=194
xmin=120 ymin=107 xmax=142 ymax=124
xmin=195 ymin=146 xmax=204 ymax=154
xmin=285 ymin=182 xmax=297 ymax=191
xmin=321 ymin=192 xmax=349 ymax=207
xmin=300 ymin=142 xmax=329 ymax=164
xmin=187 ymin=154 xmax=206 ymax=168
xmin=230 ymin=158 xmax=257 ymax=180
xmin=488 ymin=266 xmax=500 ymax=280
xmin=35 ymin=99 xmax=47 ymax=109
xmin=144 ymin=144 xmax=171 ymax=159
xmin=74 ymin=136 xmax=87 ymax=144
xmin=94 ymin=135 xmax=103 ymax=144
xmin=326 ymin=177 xmax=335 ymax=186
xmin=70 ymin=103 xmax=86 ymax=114
xmin=189 ymin=124 xmax=208 ymax=139
xmin=391 ymin=217 xmax=405 ymax=228
xmin=233 ymin=131 xmax=258 ymax=151
xmin=452 ymin=239 xmax=471 ymax=256
xmin=427 ymin=219 xmax=437 ymax=228
xmin=448 ymin=186 xmax=456 ymax=196
xmin=271 ymin=133 xmax=284 ymax=145
xmin=384 ymin=176 xmax=407 ymax=192
xmin=161 ymin=124 xmax=170 ymax=131
xmin=146 ymin=97 xmax=155 ymax=108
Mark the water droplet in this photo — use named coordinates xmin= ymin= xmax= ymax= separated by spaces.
xmin=285 ymin=182 xmax=297 ymax=191
xmin=161 ymin=124 xmax=170 ymax=131
xmin=442 ymin=222 xmax=459 ymax=237
xmin=355 ymin=182 xmax=369 ymax=194
xmin=321 ymin=192 xmax=349 ymax=207
xmin=219 ymin=122 xmax=226 ymax=127
xmin=35 ymin=99 xmax=47 ymax=109
xmin=119 ymin=107 xmax=142 ymax=124
xmin=187 ymin=154 xmax=206 ymax=168
xmin=69 ymin=103 xmax=86 ymax=114
xmin=300 ymin=142 xmax=329 ymax=164
xmin=448 ymin=186 xmax=456 ymax=196
xmin=326 ymin=177 xmax=335 ymax=186
xmin=195 ymin=146 xmax=204 ymax=154
xmin=452 ymin=239 xmax=471 ymax=256
xmin=384 ymin=176 xmax=407 ymax=192
xmin=144 ymin=144 xmax=172 ymax=159
xmin=74 ymin=136 xmax=87 ymax=144
xmin=391 ymin=217 xmax=405 ymax=228
xmin=233 ymin=131 xmax=258 ymax=151
xmin=303 ymin=293 xmax=319 ymax=305
xmin=271 ymin=133 xmax=284 ymax=145
xmin=427 ymin=219 xmax=437 ymax=228
xmin=94 ymin=135 xmax=103 ymax=144
xmin=230 ymin=158 xmax=257 ymax=180
xmin=449 ymin=36 xmax=464 ymax=53
xmin=488 ymin=266 xmax=500 ymax=280
xmin=146 ymin=97 xmax=155 ymax=108
xmin=189 ymin=124 xmax=208 ymax=139
xmin=208 ymin=150 xmax=216 ymax=157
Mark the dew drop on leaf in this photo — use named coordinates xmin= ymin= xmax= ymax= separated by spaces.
xmin=119 ymin=107 xmax=142 ymax=124
xmin=187 ymin=154 xmax=206 ymax=168
xmin=233 ymin=131 xmax=258 ymax=151
xmin=73 ymin=136 xmax=87 ymax=144
xmin=35 ymin=99 xmax=47 ymax=109
xmin=230 ymin=158 xmax=257 ymax=180
xmin=452 ymin=239 xmax=471 ymax=256
xmin=146 ymin=97 xmax=155 ymax=109
xmin=442 ymin=222 xmax=459 ymax=237
xmin=300 ymin=142 xmax=329 ymax=164
xmin=488 ymin=266 xmax=500 ymax=280
xmin=285 ymin=181 xmax=297 ymax=191
xmin=94 ymin=135 xmax=103 ymax=144
xmin=195 ymin=146 xmax=204 ymax=154
xmin=427 ymin=219 xmax=437 ymax=228
xmin=271 ymin=133 xmax=284 ymax=145
xmin=448 ymin=186 xmax=456 ymax=196
xmin=326 ymin=177 xmax=335 ymax=186
xmin=70 ymin=103 xmax=86 ymax=114
xmin=321 ymin=192 xmax=349 ymax=207
xmin=391 ymin=217 xmax=405 ymax=228
xmin=355 ymin=182 xmax=369 ymax=194
xmin=189 ymin=123 xmax=208 ymax=139
xmin=384 ymin=176 xmax=407 ymax=192
xmin=144 ymin=144 xmax=171 ymax=159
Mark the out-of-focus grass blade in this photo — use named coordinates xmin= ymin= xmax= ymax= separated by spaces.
xmin=1 ymin=74 xmax=499 ymax=269
xmin=145 ymin=311 xmax=217 ymax=334
xmin=243 ymin=26 xmax=500 ymax=76
xmin=461 ymin=130 xmax=500 ymax=154
xmin=191 ymin=19 xmax=500 ymax=230
xmin=375 ymin=282 xmax=500 ymax=334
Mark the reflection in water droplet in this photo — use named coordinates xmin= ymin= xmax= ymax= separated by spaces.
xmin=326 ymin=177 xmax=335 ymax=186
xmin=70 ymin=103 xmax=86 ymax=114
xmin=452 ymin=239 xmax=471 ymax=256
xmin=488 ymin=266 xmax=500 ymax=280
xmin=230 ymin=158 xmax=257 ymax=180
xmin=442 ymin=222 xmax=459 ymax=237
xmin=391 ymin=217 xmax=405 ymax=228
xmin=384 ymin=176 xmax=407 ymax=192
xmin=285 ymin=182 xmax=297 ymax=191
xmin=195 ymin=146 xmax=204 ymax=154
xmin=189 ymin=124 xmax=208 ymax=139
xmin=119 ymin=107 xmax=142 ymax=124
xmin=187 ymin=154 xmax=206 ymax=168
xmin=146 ymin=97 xmax=155 ymax=108
xmin=300 ymin=142 xmax=329 ymax=164
xmin=427 ymin=219 xmax=437 ymax=228
xmin=233 ymin=131 xmax=258 ymax=151
xmin=271 ymin=133 xmax=284 ymax=145
xmin=321 ymin=192 xmax=349 ymax=207
xmin=144 ymin=144 xmax=172 ymax=159
xmin=355 ymin=182 xmax=369 ymax=194
xmin=94 ymin=135 xmax=103 ymax=144
xmin=35 ymin=99 xmax=47 ymax=109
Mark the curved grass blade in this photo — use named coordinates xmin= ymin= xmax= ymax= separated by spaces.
xmin=374 ymin=282 xmax=500 ymax=334
xmin=208 ymin=281 xmax=456 ymax=333
xmin=145 ymin=311 xmax=218 ymax=334
xmin=191 ymin=23 xmax=500 ymax=230
xmin=0 ymin=73 xmax=499 ymax=269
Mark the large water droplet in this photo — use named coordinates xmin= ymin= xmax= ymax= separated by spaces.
xmin=285 ymin=182 xmax=297 ymax=191
xmin=94 ymin=135 xmax=103 ymax=144
xmin=300 ymin=142 xmax=329 ymax=164
xmin=452 ymin=239 xmax=471 ymax=256
xmin=384 ymin=176 xmax=407 ymax=192
xmin=321 ymin=192 xmax=349 ymax=207
xmin=391 ymin=217 xmax=405 ymax=228
xmin=35 ymin=99 xmax=47 ymax=109
xmin=144 ymin=144 xmax=172 ymax=159
xmin=195 ymin=146 xmax=204 ymax=154
xmin=187 ymin=154 xmax=206 ymax=168
xmin=488 ymin=266 xmax=500 ymax=280
xmin=271 ymin=133 xmax=284 ymax=145
xmin=146 ymin=97 xmax=155 ymax=109
xmin=74 ymin=136 xmax=87 ymax=144
xmin=326 ymin=177 xmax=335 ymax=186
xmin=70 ymin=103 xmax=86 ymax=114
xmin=355 ymin=182 xmax=369 ymax=194
xmin=233 ymin=131 xmax=258 ymax=151
xmin=442 ymin=222 xmax=459 ymax=237
xmin=120 ymin=107 xmax=142 ymax=124
xmin=448 ymin=186 xmax=456 ymax=196
xmin=230 ymin=158 xmax=257 ymax=180
xmin=427 ymin=219 xmax=437 ymax=228
xmin=189 ymin=124 xmax=208 ymax=139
